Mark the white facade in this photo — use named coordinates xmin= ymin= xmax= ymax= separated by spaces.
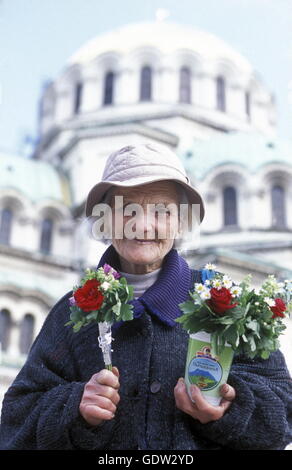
xmin=1 ymin=21 xmax=291 ymax=407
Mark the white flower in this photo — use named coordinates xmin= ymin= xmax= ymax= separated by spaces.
xmin=276 ymin=282 xmax=285 ymax=294
xmin=230 ymin=285 xmax=242 ymax=297
xmin=222 ymin=275 xmax=233 ymax=289
xmin=255 ymin=301 xmax=260 ymax=306
xmin=195 ymin=283 xmax=205 ymax=293
xmin=200 ymin=289 xmax=211 ymax=300
xmin=204 ymin=280 xmax=211 ymax=286
xmin=212 ymin=279 xmax=222 ymax=290
xmin=101 ymin=281 xmax=111 ymax=291
xmin=264 ymin=297 xmax=276 ymax=307
xmin=205 ymin=263 xmax=217 ymax=271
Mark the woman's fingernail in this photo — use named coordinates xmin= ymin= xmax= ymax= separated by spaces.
xmin=222 ymin=384 xmax=229 ymax=393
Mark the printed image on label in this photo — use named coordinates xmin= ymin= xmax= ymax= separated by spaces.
xmin=188 ymin=345 xmax=223 ymax=391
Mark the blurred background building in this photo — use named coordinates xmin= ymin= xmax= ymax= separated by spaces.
xmin=1 ymin=21 xmax=292 ymax=403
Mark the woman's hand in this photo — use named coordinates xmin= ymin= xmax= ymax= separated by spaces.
xmin=79 ymin=366 xmax=120 ymax=426
xmin=174 ymin=377 xmax=236 ymax=424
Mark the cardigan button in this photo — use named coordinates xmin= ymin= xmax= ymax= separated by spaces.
xmin=150 ymin=380 xmax=161 ymax=394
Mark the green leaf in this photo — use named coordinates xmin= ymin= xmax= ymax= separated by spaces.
xmin=244 ymin=302 xmax=251 ymax=316
xmin=127 ymin=285 xmax=134 ymax=300
xmin=73 ymin=321 xmax=83 ymax=332
xmin=260 ymin=350 xmax=270 ymax=360
xmin=104 ymin=308 xmax=114 ymax=323
xmin=248 ymin=334 xmax=257 ymax=352
xmin=178 ymin=300 xmax=196 ymax=315
xmin=246 ymin=319 xmax=259 ymax=332
xmin=112 ymin=301 xmax=121 ymax=316
xmin=225 ymin=324 xmax=240 ymax=348
xmin=215 ymin=316 xmax=234 ymax=325
xmin=85 ymin=311 xmax=99 ymax=321
xmin=120 ymin=303 xmax=134 ymax=321
xmin=175 ymin=313 xmax=191 ymax=324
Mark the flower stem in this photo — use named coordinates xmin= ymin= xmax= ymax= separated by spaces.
xmin=106 ymin=364 xmax=112 ymax=371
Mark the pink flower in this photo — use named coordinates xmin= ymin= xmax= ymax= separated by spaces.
xmin=69 ymin=296 xmax=76 ymax=306
xmin=103 ymin=264 xmax=121 ymax=279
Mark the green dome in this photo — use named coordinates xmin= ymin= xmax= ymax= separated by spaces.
xmin=0 ymin=152 xmax=71 ymax=205
xmin=179 ymin=132 xmax=292 ymax=181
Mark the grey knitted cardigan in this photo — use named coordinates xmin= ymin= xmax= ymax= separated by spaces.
xmin=0 ymin=246 xmax=291 ymax=450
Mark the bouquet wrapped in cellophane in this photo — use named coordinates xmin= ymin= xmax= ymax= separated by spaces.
xmin=65 ymin=264 xmax=134 ymax=370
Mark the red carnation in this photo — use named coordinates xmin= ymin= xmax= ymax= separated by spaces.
xmin=207 ymin=287 xmax=238 ymax=316
xmin=74 ymin=279 xmax=104 ymax=312
xmin=270 ymin=298 xmax=286 ymax=319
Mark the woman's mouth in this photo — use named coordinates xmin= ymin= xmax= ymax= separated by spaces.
xmin=134 ymin=239 xmax=157 ymax=244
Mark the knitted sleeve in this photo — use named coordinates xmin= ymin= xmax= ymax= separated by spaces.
xmin=189 ymin=349 xmax=292 ymax=450
xmin=0 ymin=292 xmax=115 ymax=450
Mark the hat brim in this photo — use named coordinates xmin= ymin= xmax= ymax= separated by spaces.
xmin=85 ymin=177 xmax=205 ymax=223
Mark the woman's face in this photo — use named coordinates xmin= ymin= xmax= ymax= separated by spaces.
xmin=109 ymin=181 xmax=180 ymax=274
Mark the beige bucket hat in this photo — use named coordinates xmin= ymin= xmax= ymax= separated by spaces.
xmin=85 ymin=142 xmax=205 ymax=223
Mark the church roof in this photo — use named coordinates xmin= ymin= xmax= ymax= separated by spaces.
xmin=0 ymin=152 xmax=71 ymax=205
xmin=179 ymin=132 xmax=292 ymax=180
xmin=68 ymin=21 xmax=252 ymax=73
xmin=0 ymin=266 xmax=72 ymax=303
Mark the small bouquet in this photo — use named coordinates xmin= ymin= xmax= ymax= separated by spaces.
xmin=176 ymin=264 xmax=292 ymax=405
xmin=65 ymin=264 xmax=134 ymax=370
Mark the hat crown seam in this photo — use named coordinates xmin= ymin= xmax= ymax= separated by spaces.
xmin=103 ymin=162 xmax=188 ymax=182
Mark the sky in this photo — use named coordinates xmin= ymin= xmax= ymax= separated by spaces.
xmin=0 ymin=0 xmax=291 ymax=156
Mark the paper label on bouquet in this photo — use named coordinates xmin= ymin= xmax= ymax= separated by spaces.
xmin=185 ymin=331 xmax=234 ymax=406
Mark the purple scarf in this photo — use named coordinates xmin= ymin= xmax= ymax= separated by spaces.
xmin=97 ymin=244 xmax=197 ymax=333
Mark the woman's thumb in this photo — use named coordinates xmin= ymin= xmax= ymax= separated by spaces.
xmin=112 ymin=366 xmax=120 ymax=377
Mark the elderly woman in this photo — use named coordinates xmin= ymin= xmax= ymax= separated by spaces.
xmin=0 ymin=143 xmax=291 ymax=450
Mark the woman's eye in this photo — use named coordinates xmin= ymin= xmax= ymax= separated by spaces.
xmin=155 ymin=208 xmax=171 ymax=216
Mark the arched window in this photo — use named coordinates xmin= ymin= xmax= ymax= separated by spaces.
xmin=0 ymin=309 xmax=12 ymax=352
xmin=0 ymin=207 xmax=13 ymax=245
xmin=216 ymin=76 xmax=226 ymax=112
xmin=74 ymin=82 xmax=83 ymax=114
xmin=179 ymin=67 xmax=192 ymax=104
xmin=103 ymin=71 xmax=115 ymax=105
xmin=223 ymin=186 xmax=238 ymax=226
xmin=40 ymin=217 xmax=53 ymax=254
xmin=245 ymin=91 xmax=251 ymax=119
xmin=19 ymin=314 xmax=35 ymax=355
xmin=271 ymin=185 xmax=286 ymax=228
xmin=140 ymin=65 xmax=152 ymax=101
xmin=40 ymin=82 xmax=56 ymax=119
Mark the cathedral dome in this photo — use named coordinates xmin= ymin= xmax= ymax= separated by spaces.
xmin=38 ymin=20 xmax=275 ymax=144
xmin=0 ymin=152 xmax=71 ymax=205
xmin=68 ymin=21 xmax=252 ymax=73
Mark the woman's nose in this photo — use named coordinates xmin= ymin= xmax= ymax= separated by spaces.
xmin=133 ymin=209 xmax=156 ymax=237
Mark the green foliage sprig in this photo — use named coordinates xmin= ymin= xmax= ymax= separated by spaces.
xmin=65 ymin=264 xmax=134 ymax=332
xmin=176 ymin=267 xmax=292 ymax=360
